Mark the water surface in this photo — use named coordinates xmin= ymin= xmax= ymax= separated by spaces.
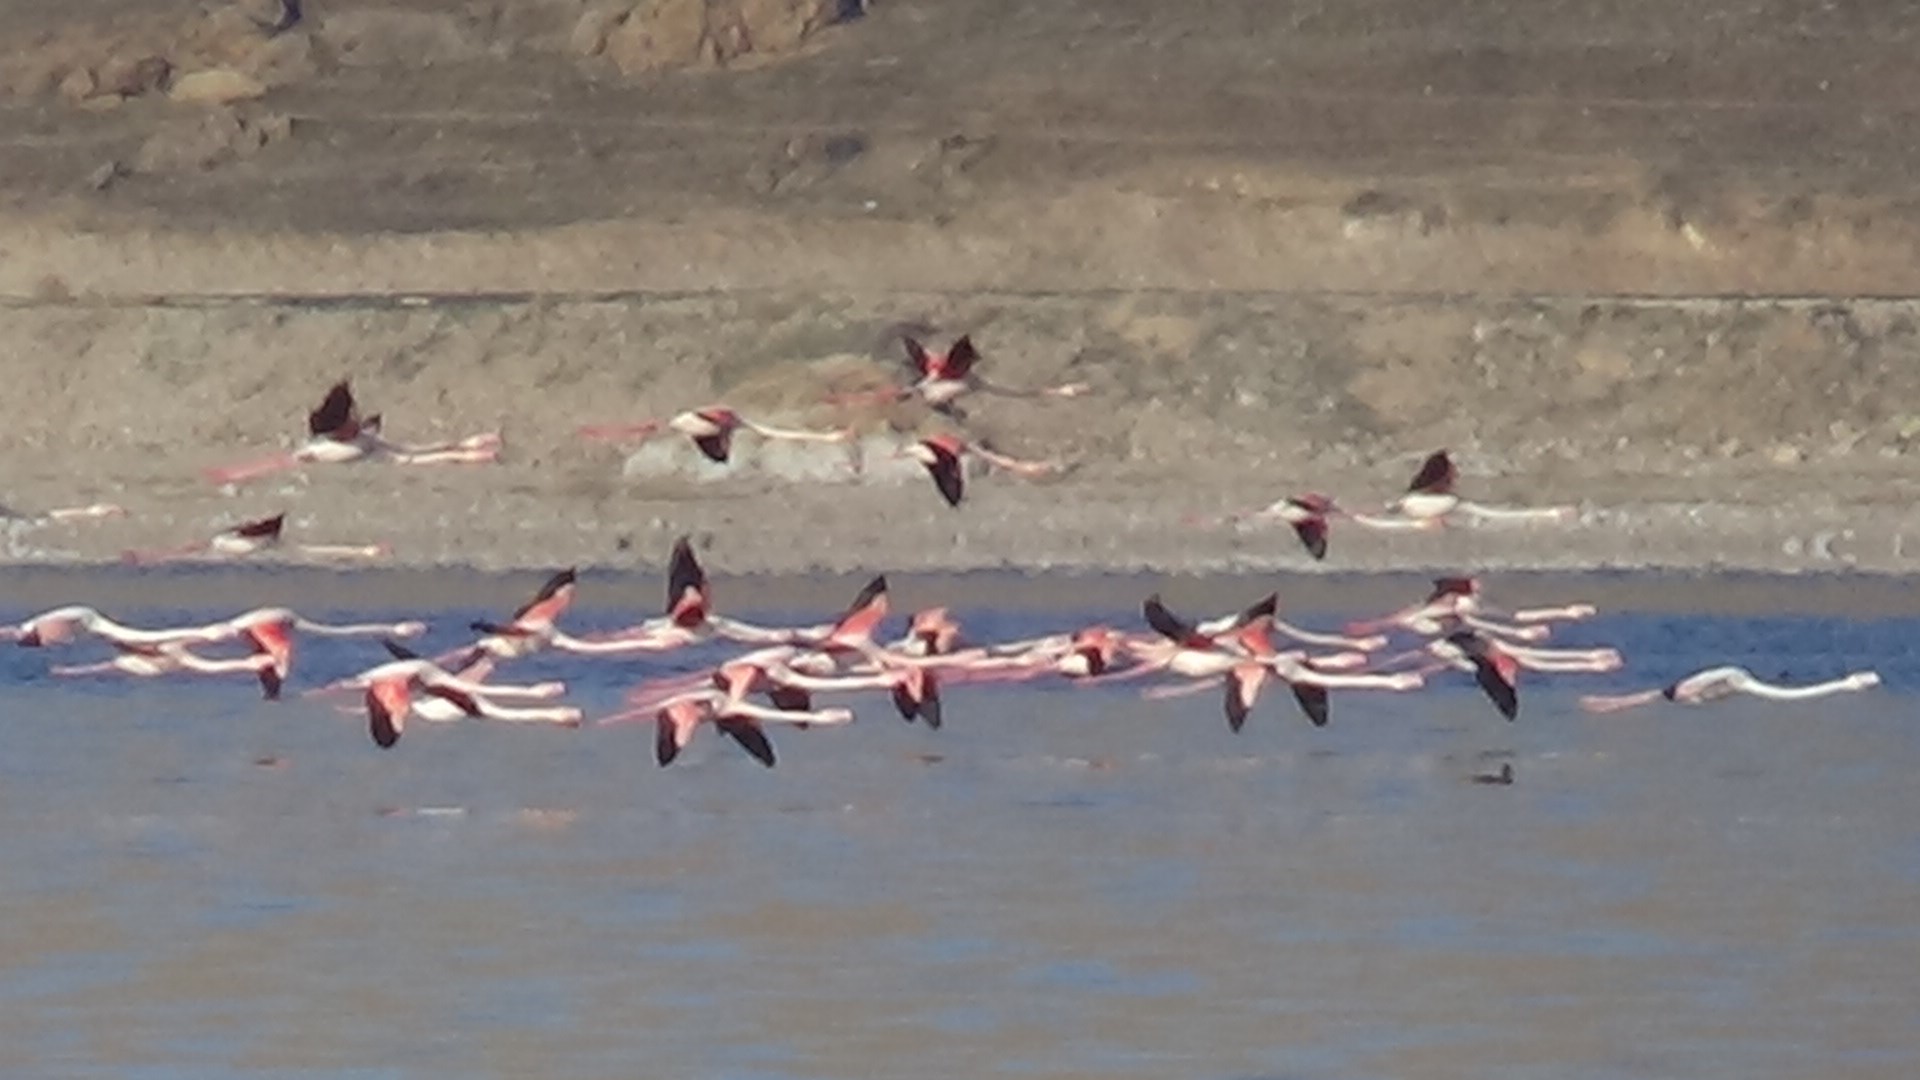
xmin=1 ymin=582 xmax=1917 ymax=1079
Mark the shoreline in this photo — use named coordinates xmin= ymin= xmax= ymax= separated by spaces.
xmin=3 ymin=563 xmax=1917 ymax=621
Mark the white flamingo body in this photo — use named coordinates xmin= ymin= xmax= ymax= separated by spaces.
xmin=1581 ymin=667 xmax=1883 ymax=714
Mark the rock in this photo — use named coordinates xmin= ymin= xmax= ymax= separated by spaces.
xmin=168 ymin=68 xmax=267 ymax=105
xmin=604 ymin=0 xmax=709 ymax=73
xmin=598 ymin=0 xmax=852 ymax=74
xmin=84 ymin=160 xmax=127 ymax=191
xmin=57 ymin=66 xmax=98 ymax=102
xmin=569 ymin=4 xmax=629 ymax=57
xmin=96 ymin=54 xmax=172 ymax=98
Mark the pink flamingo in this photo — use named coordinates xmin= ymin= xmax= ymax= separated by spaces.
xmin=207 ymin=379 xmax=501 ymax=484
xmin=1347 ymin=577 xmax=1597 ymax=637
xmin=2 ymin=501 xmax=125 ymax=526
xmin=1356 ymin=450 xmax=1576 ymax=528
xmin=5 ymin=606 xmax=237 ymax=649
xmin=123 ymin=512 xmax=390 ymax=565
xmin=599 ymin=687 xmax=855 ymax=768
xmin=1580 ymin=667 xmax=1882 ymax=714
xmin=831 ymin=335 xmax=1089 ymax=417
xmin=342 ymin=655 xmax=575 ymax=749
xmin=48 ymin=637 xmax=285 ymax=699
xmin=580 ymin=406 xmax=850 ymax=463
xmin=460 ymin=568 xmax=578 ymax=660
xmin=903 ymin=433 xmax=1062 ymax=507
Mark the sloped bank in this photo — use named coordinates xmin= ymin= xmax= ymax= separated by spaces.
xmin=0 ymin=290 xmax=1915 ymax=575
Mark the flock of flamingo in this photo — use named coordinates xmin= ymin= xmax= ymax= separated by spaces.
xmin=3 ymin=534 xmax=1885 ymax=767
xmin=3 ymin=332 xmax=1887 ymax=767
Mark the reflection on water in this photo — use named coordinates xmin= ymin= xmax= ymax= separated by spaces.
xmin=1 ymin=589 xmax=1918 ymax=1078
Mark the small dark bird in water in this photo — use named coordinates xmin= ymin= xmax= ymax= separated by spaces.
xmin=1472 ymin=763 xmax=1516 ymax=786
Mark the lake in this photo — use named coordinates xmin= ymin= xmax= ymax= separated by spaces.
xmin=1 ymin=572 xmax=1916 ymax=1079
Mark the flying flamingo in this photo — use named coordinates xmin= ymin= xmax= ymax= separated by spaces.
xmin=1 ymin=501 xmax=126 ymax=527
xmin=1346 ymin=577 xmax=1597 ymax=637
xmin=1193 ymin=492 xmax=1439 ymax=559
xmin=1124 ymin=601 xmax=1421 ymax=729
xmin=5 ymin=606 xmax=237 ymax=648
xmin=1359 ymin=450 xmax=1577 ymax=528
xmin=577 ymin=536 xmax=804 ymax=647
xmin=1429 ymin=630 xmax=1521 ymax=721
xmin=47 ymin=637 xmax=285 ymax=699
xmin=206 ymin=379 xmax=501 ymax=484
xmin=461 ymin=568 xmax=578 ymax=660
xmin=122 ymin=512 xmax=390 ymax=565
xmin=579 ymin=406 xmax=851 ymax=464
xmin=598 ymin=686 xmax=855 ymax=768
xmin=837 ymin=334 xmax=1089 ymax=417
xmin=1579 ymin=667 xmax=1883 ymax=714
xmin=336 ymin=654 xmax=575 ymax=748
xmin=903 ymin=433 xmax=1061 ymax=507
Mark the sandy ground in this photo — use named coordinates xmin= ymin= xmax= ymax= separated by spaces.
xmin=2 ymin=1 xmax=1919 ymax=577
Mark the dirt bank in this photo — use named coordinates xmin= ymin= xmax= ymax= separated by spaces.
xmin=1 ymin=2 xmax=1917 ymax=576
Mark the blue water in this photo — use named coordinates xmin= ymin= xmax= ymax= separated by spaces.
xmin=1 ymin=591 xmax=1917 ymax=1078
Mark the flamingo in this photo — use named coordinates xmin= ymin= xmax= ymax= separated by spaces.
xmin=1347 ymin=577 xmax=1597 ymax=637
xmin=1357 ymin=450 xmax=1576 ymax=528
xmin=48 ymin=637 xmax=285 ymax=699
xmin=582 ymin=536 xmax=800 ymax=647
xmin=1 ymin=501 xmax=126 ymax=527
xmin=5 ymin=606 xmax=237 ymax=648
xmin=176 ymin=607 xmax=429 ymax=692
xmin=122 ymin=512 xmax=390 ymax=565
xmin=579 ymin=407 xmax=850 ymax=463
xmin=1431 ymin=630 xmax=1521 ymax=721
xmin=206 ymin=379 xmax=501 ymax=484
xmin=1195 ymin=490 xmax=1444 ymax=550
xmin=339 ymin=655 xmax=575 ymax=748
xmin=830 ymin=335 xmax=1089 ymax=417
xmin=1579 ymin=667 xmax=1883 ymax=714
xmin=462 ymin=568 xmax=578 ymax=659
xmin=365 ymin=641 xmax=583 ymax=734
xmin=902 ymin=433 xmax=1061 ymax=507
xmin=598 ymin=687 xmax=855 ymax=768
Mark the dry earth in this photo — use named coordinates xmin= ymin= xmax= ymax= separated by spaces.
xmin=2 ymin=1 xmax=1919 ymax=577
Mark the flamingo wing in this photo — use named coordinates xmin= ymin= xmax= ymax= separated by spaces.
xmin=828 ymin=575 xmax=890 ymax=644
xmin=715 ymin=717 xmax=778 ymax=767
xmin=1288 ymin=681 xmax=1331 ymax=728
xmin=1225 ymin=665 xmax=1266 ymax=733
xmin=245 ymin=621 xmax=292 ymax=700
xmin=1448 ymin=632 xmax=1519 ymax=720
xmin=1143 ymin=595 xmax=1207 ymax=648
xmin=943 ymin=335 xmax=980 ymax=380
xmin=1406 ymin=450 xmax=1456 ymax=495
xmin=656 ymin=701 xmax=703 ymax=767
xmin=232 ymin=513 xmax=287 ymax=541
xmin=511 ymin=567 xmax=578 ymax=626
xmin=919 ymin=441 xmax=965 ymax=507
xmin=309 ymin=380 xmax=360 ymax=439
xmin=767 ymin=685 xmax=814 ymax=712
xmin=1292 ymin=517 xmax=1329 ymax=560
xmin=366 ymin=679 xmax=410 ymax=749
xmin=902 ymin=336 xmax=935 ymax=379
xmin=666 ymin=536 xmax=711 ymax=627
xmin=692 ymin=431 xmax=733 ymax=464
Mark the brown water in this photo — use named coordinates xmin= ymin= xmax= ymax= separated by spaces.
xmin=1 ymin=586 xmax=1917 ymax=1078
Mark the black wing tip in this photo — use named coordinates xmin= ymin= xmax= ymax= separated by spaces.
xmin=694 ymin=433 xmax=730 ymax=463
xmin=382 ymin=638 xmax=421 ymax=661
